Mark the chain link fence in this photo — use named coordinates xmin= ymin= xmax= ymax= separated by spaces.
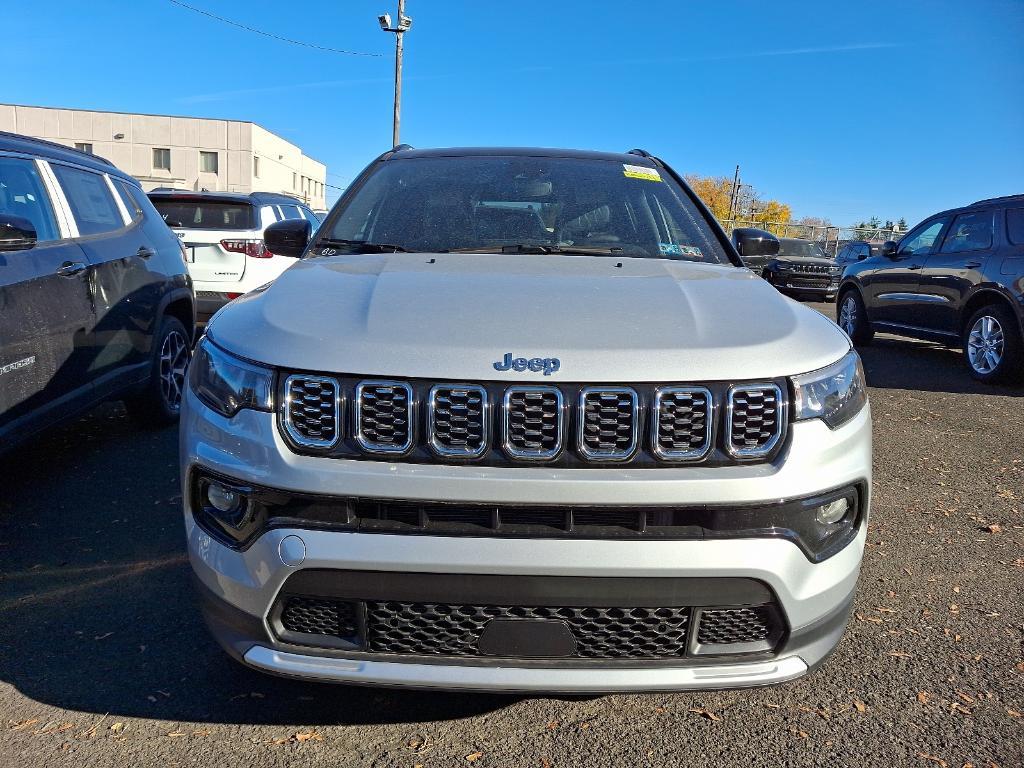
xmin=719 ymin=219 xmax=906 ymax=257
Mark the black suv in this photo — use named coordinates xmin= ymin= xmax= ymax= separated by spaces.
xmin=837 ymin=194 xmax=1024 ymax=384
xmin=0 ymin=132 xmax=195 ymax=449
xmin=760 ymin=237 xmax=841 ymax=302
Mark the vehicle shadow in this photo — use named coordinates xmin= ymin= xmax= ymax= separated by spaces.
xmin=0 ymin=405 xmax=514 ymax=725
xmin=859 ymin=335 xmax=1024 ymax=397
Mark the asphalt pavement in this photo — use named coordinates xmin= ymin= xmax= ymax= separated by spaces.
xmin=1 ymin=303 xmax=1022 ymax=768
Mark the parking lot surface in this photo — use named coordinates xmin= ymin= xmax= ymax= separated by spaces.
xmin=1 ymin=304 xmax=1022 ymax=768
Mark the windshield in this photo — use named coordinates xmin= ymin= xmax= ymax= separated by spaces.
xmin=150 ymin=199 xmax=256 ymax=230
xmin=320 ymin=156 xmax=730 ymax=263
xmin=778 ymin=239 xmax=828 ymax=259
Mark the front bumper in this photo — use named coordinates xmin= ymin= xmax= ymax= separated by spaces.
xmin=182 ymin=388 xmax=871 ymax=691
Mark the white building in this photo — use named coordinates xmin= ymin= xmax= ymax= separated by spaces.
xmin=0 ymin=103 xmax=327 ymax=210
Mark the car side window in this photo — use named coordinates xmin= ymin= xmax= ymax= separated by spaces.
xmin=299 ymin=207 xmax=321 ymax=231
xmin=940 ymin=210 xmax=993 ymax=253
xmin=279 ymin=204 xmax=302 ymax=220
xmin=0 ymin=156 xmax=60 ymax=242
xmin=1005 ymin=208 xmax=1024 ymax=246
xmin=898 ymin=219 xmax=947 ymax=256
xmin=112 ymin=178 xmax=144 ymax=223
xmin=51 ymin=164 xmax=124 ymax=236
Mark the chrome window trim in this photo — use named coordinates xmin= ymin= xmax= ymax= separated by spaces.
xmin=282 ymin=374 xmax=342 ymax=449
xmin=725 ymin=383 xmax=786 ymax=460
xmin=577 ymin=386 xmax=640 ymax=462
xmin=427 ymin=384 xmax=490 ymax=459
xmin=355 ymin=380 xmax=415 ymax=455
xmin=502 ymin=385 xmax=564 ymax=461
xmin=650 ymin=385 xmax=714 ymax=462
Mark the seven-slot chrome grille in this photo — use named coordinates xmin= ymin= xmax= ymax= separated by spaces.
xmin=276 ymin=374 xmax=788 ymax=465
xmin=727 ymin=384 xmax=785 ymax=458
xmin=282 ymin=375 xmax=341 ymax=448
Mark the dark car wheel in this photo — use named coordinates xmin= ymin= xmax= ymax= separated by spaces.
xmin=125 ymin=316 xmax=192 ymax=426
xmin=837 ymin=291 xmax=873 ymax=346
xmin=962 ymin=304 xmax=1024 ymax=385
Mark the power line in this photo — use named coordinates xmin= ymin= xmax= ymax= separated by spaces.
xmin=167 ymin=1 xmax=382 ymax=57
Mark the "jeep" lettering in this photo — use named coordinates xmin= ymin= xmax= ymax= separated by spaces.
xmin=492 ymin=352 xmax=560 ymax=376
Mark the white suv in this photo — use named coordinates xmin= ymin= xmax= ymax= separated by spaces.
xmin=148 ymin=190 xmax=319 ymax=322
xmin=181 ymin=146 xmax=871 ymax=693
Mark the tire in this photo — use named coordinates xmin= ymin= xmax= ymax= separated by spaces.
xmin=962 ymin=304 xmax=1024 ymax=385
xmin=837 ymin=290 xmax=873 ymax=346
xmin=125 ymin=316 xmax=192 ymax=426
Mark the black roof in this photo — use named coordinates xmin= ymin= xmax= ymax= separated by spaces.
xmin=0 ymin=130 xmax=130 ymax=177
xmin=388 ymin=146 xmax=660 ymax=167
xmin=146 ymin=189 xmax=306 ymax=206
xmin=970 ymin=193 xmax=1024 ymax=207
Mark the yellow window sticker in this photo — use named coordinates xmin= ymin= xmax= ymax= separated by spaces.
xmin=623 ymin=163 xmax=662 ymax=182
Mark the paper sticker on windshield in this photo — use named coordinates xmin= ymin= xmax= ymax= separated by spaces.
xmin=623 ymin=164 xmax=662 ymax=182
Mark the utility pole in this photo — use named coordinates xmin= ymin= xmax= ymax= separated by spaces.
xmin=378 ymin=2 xmax=412 ymax=147
xmin=728 ymin=164 xmax=740 ymax=222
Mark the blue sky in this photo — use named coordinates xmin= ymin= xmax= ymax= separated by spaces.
xmin=4 ymin=0 xmax=1022 ymax=225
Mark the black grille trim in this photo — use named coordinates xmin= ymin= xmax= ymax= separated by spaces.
xmin=726 ymin=383 xmax=786 ymax=459
xmin=651 ymin=386 xmax=713 ymax=461
xmin=502 ymin=386 xmax=564 ymax=460
xmin=427 ymin=384 xmax=489 ymax=459
xmin=282 ymin=375 xmax=341 ymax=448
xmin=355 ymin=380 xmax=414 ymax=454
xmin=577 ymin=387 xmax=640 ymax=461
xmin=692 ymin=605 xmax=784 ymax=655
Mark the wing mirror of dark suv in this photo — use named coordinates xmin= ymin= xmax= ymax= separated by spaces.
xmin=264 ymin=219 xmax=312 ymax=259
xmin=0 ymin=213 xmax=38 ymax=252
xmin=880 ymin=240 xmax=898 ymax=258
xmin=731 ymin=227 xmax=780 ymax=260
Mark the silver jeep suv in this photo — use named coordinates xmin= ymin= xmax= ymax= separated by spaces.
xmin=181 ymin=146 xmax=871 ymax=692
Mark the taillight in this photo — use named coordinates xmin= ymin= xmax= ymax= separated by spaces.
xmin=226 ymin=292 xmax=243 ymax=300
xmin=221 ymin=239 xmax=272 ymax=258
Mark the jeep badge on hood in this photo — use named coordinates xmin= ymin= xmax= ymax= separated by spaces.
xmin=493 ymin=353 xmax=561 ymax=376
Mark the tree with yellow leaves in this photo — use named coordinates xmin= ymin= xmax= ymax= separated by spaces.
xmin=684 ymin=173 xmax=792 ymax=234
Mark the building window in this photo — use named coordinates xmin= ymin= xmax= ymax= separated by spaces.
xmin=153 ymin=148 xmax=171 ymax=171
xmin=253 ymin=156 xmax=260 ymax=178
xmin=292 ymin=172 xmax=297 ymax=190
xmin=74 ymin=142 xmax=93 ymax=154
xmin=200 ymin=151 xmax=219 ymax=174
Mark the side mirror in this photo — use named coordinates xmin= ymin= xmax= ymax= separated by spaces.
xmin=0 ymin=213 xmax=38 ymax=252
xmin=731 ymin=227 xmax=780 ymax=259
xmin=264 ymin=219 xmax=312 ymax=259
xmin=880 ymin=240 xmax=898 ymax=258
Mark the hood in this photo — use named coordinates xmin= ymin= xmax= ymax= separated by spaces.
xmin=208 ymin=253 xmax=851 ymax=382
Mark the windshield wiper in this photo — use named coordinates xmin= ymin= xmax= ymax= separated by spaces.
xmin=443 ymin=244 xmax=624 ymax=256
xmin=315 ymin=238 xmax=409 ymax=254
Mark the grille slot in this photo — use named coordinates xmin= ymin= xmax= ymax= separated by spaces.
xmin=578 ymin=387 xmax=639 ymax=460
xmin=693 ymin=605 xmax=781 ymax=654
xmin=502 ymin=386 xmax=564 ymax=460
xmin=727 ymin=384 xmax=785 ymax=459
xmin=365 ymin=602 xmax=691 ymax=659
xmin=428 ymin=385 xmax=488 ymax=458
xmin=282 ymin=375 xmax=341 ymax=448
xmin=651 ymin=386 xmax=712 ymax=461
xmin=280 ymin=596 xmax=358 ymax=639
xmin=355 ymin=381 xmax=414 ymax=454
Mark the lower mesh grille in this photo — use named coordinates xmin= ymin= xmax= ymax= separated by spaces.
xmin=271 ymin=595 xmax=784 ymax=659
xmin=696 ymin=607 xmax=773 ymax=645
xmin=280 ymin=596 xmax=358 ymax=639
xmin=365 ymin=602 xmax=691 ymax=658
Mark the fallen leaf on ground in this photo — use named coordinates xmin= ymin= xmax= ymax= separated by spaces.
xmin=465 ymin=751 xmax=484 ymax=762
xmin=1007 ymin=709 xmax=1022 ymax=718
xmin=916 ymin=754 xmax=947 ymax=768
xmin=917 ymin=691 xmax=932 ymax=704
xmin=294 ymin=732 xmax=322 ymax=743
xmin=166 ymin=732 xmax=186 ymax=738
xmin=688 ymin=708 xmax=721 ymax=722
xmin=10 ymin=719 xmax=40 ymax=731
xmin=985 ymin=524 xmax=1001 ymax=533
xmin=109 ymin=723 xmax=124 ymax=733
xmin=854 ymin=699 xmax=868 ymax=713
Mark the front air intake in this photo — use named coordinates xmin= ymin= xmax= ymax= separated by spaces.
xmin=355 ymin=380 xmax=414 ymax=454
xmin=427 ymin=384 xmax=489 ymax=458
xmin=726 ymin=384 xmax=785 ymax=459
xmin=282 ymin=375 xmax=341 ymax=448
xmin=502 ymin=386 xmax=564 ymax=460
xmin=578 ymin=387 xmax=639 ymax=461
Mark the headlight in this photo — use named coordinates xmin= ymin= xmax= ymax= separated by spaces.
xmin=791 ymin=349 xmax=867 ymax=429
xmin=188 ymin=337 xmax=273 ymax=417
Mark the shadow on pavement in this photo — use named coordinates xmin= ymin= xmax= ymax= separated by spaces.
xmin=0 ymin=404 xmax=513 ymax=725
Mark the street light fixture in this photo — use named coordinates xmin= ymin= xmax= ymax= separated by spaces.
xmin=379 ymin=2 xmax=412 ymax=147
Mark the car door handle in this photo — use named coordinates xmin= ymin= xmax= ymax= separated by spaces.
xmin=963 ymin=260 xmax=982 ymax=269
xmin=55 ymin=261 xmax=87 ymax=277
xmin=137 ymin=246 xmax=155 ymax=259
xmin=907 ymin=264 xmax=923 ymax=270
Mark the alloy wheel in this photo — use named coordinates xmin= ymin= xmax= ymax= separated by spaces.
xmin=967 ymin=315 xmax=1004 ymax=374
xmin=159 ymin=330 xmax=190 ymax=412
xmin=839 ymin=296 xmax=857 ymax=337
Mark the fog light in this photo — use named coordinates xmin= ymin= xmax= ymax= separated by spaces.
xmin=207 ymin=482 xmax=241 ymax=514
xmin=815 ymin=498 xmax=849 ymax=525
